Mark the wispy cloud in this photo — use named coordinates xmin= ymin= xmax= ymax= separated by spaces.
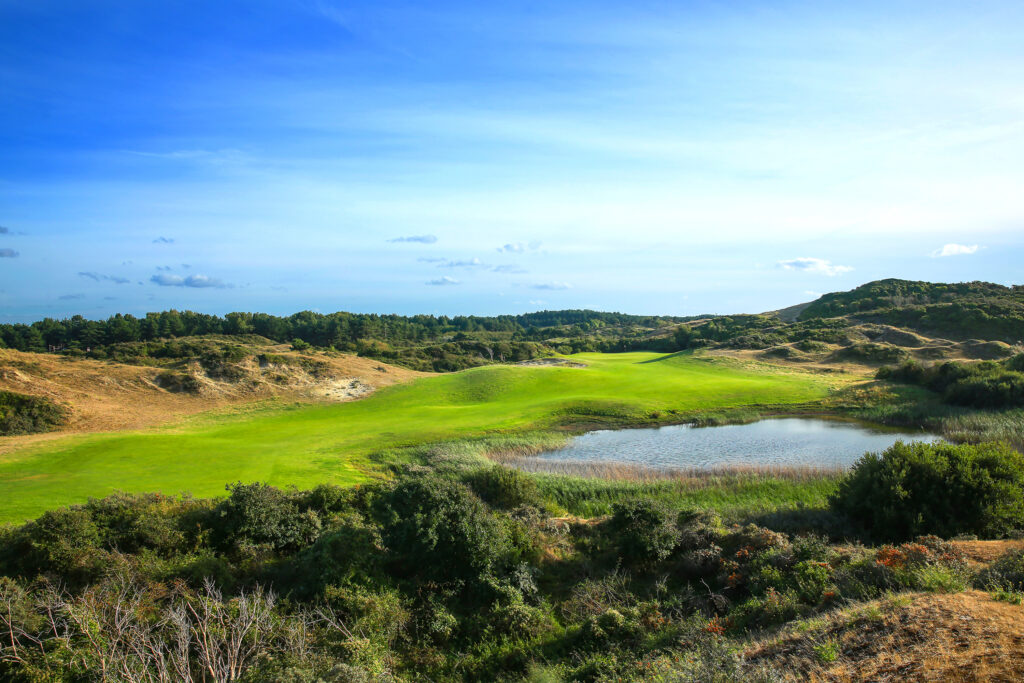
xmin=0 ymin=226 xmax=8 ymax=234
xmin=426 ymin=276 xmax=460 ymax=286
xmin=417 ymin=257 xmax=448 ymax=263
xmin=58 ymin=293 xmax=85 ymax=300
xmin=0 ymin=248 xmax=17 ymax=258
xmin=150 ymin=273 xmax=232 ymax=288
xmin=152 ymin=236 xmax=175 ymax=244
xmin=777 ymin=258 xmax=853 ymax=276
xmin=78 ymin=272 xmax=130 ymax=284
xmin=497 ymin=241 xmax=542 ymax=254
xmin=931 ymin=243 xmax=980 ymax=257
xmin=389 ymin=234 xmax=437 ymax=244
xmin=492 ymin=264 xmax=528 ymax=274
xmin=531 ymin=281 xmax=572 ymax=290
xmin=440 ymin=258 xmax=485 ymax=268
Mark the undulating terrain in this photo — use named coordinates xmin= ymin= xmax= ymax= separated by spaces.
xmin=1 ymin=279 xmax=1023 ymax=682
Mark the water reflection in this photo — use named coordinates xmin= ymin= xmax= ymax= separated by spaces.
xmin=537 ymin=418 xmax=944 ymax=470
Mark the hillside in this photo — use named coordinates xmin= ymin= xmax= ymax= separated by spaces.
xmin=799 ymin=279 xmax=1024 ymax=343
xmin=0 ymin=339 xmax=424 ymax=445
xmin=672 ymin=279 xmax=1024 ymax=367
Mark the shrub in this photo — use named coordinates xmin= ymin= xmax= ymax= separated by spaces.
xmin=0 ymin=390 xmax=67 ymax=435
xmin=877 ymin=358 xmax=1024 ymax=409
xmin=729 ymin=588 xmax=804 ymax=630
xmin=215 ymin=482 xmax=323 ymax=553
xmin=155 ymin=370 xmax=201 ymax=393
xmin=830 ymin=441 xmax=1024 ymax=540
xmin=607 ymin=499 xmax=678 ymax=567
xmin=84 ymin=492 xmax=187 ymax=555
xmin=464 ymin=465 xmax=544 ymax=510
xmin=371 ymin=475 xmax=514 ymax=586
xmin=283 ymin=512 xmax=385 ymax=597
xmin=6 ymin=507 xmax=102 ymax=579
xmin=977 ymin=549 xmax=1024 ymax=591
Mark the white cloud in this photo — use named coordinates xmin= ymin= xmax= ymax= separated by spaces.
xmin=497 ymin=241 xmax=542 ymax=253
xmin=440 ymin=258 xmax=484 ymax=268
xmin=426 ymin=276 xmax=460 ymax=286
xmin=531 ymin=281 xmax=572 ymax=290
xmin=150 ymin=273 xmax=232 ymax=288
xmin=777 ymin=258 xmax=853 ymax=276
xmin=389 ymin=234 xmax=437 ymax=244
xmin=931 ymin=243 xmax=980 ymax=257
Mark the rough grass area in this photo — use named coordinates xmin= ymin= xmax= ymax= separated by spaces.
xmin=745 ymin=591 xmax=1024 ymax=682
xmin=0 ymin=352 xmax=843 ymax=522
xmin=532 ymin=469 xmax=843 ymax=521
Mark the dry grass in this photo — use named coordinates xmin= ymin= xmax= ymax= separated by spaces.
xmin=0 ymin=347 xmax=424 ymax=452
xmin=746 ymin=591 xmax=1024 ymax=682
xmin=951 ymin=539 xmax=1024 ymax=567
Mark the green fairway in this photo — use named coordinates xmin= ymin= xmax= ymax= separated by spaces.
xmin=0 ymin=352 xmax=845 ymax=522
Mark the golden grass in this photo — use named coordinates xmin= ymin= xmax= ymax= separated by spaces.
xmin=746 ymin=591 xmax=1024 ymax=682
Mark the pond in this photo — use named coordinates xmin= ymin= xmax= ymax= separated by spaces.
xmin=536 ymin=418 xmax=945 ymax=470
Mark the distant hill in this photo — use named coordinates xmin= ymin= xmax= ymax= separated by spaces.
xmin=798 ymin=279 xmax=1024 ymax=343
xmin=1 ymin=279 xmax=1021 ymax=371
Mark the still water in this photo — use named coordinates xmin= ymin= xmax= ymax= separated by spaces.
xmin=537 ymin=418 xmax=945 ymax=470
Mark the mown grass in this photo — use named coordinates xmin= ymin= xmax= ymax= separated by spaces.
xmin=0 ymin=352 xmax=845 ymax=523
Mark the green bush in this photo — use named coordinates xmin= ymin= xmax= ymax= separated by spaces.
xmin=282 ymin=512 xmax=385 ymax=597
xmin=607 ymin=499 xmax=678 ymax=567
xmin=371 ymin=475 xmax=514 ymax=586
xmin=977 ymin=549 xmax=1024 ymax=591
xmin=464 ymin=465 xmax=544 ymax=510
xmin=6 ymin=507 xmax=102 ymax=579
xmin=878 ymin=358 xmax=1024 ymax=409
xmin=0 ymin=390 xmax=67 ymax=435
xmin=155 ymin=370 xmax=201 ymax=393
xmin=215 ymin=482 xmax=323 ymax=553
xmin=831 ymin=441 xmax=1024 ymax=540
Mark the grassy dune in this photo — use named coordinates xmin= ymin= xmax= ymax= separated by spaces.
xmin=0 ymin=352 xmax=845 ymax=522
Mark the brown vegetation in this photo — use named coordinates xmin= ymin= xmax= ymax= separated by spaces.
xmin=746 ymin=591 xmax=1024 ymax=682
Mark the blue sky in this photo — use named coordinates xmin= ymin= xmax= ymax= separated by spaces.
xmin=2 ymin=0 xmax=1023 ymax=322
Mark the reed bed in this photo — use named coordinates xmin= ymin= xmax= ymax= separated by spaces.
xmin=506 ymin=457 xmax=846 ymax=483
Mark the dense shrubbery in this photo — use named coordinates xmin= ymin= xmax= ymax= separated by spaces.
xmin=0 ymin=390 xmax=67 ymax=435
xmin=878 ymin=357 xmax=1024 ymax=409
xmin=830 ymin=441 xmax=1024 ymax=540
xmin=1 ymin=456 xmax=1022 ymax=680
xmin=607 ymin=499 xmax=678 ymax=567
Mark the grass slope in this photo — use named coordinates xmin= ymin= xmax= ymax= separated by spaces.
xmin=0 ymin=352 xmax=843 ymax=522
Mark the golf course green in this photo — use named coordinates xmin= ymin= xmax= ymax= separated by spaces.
xmin=0 ymin=352 xmax=847 ymax=522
